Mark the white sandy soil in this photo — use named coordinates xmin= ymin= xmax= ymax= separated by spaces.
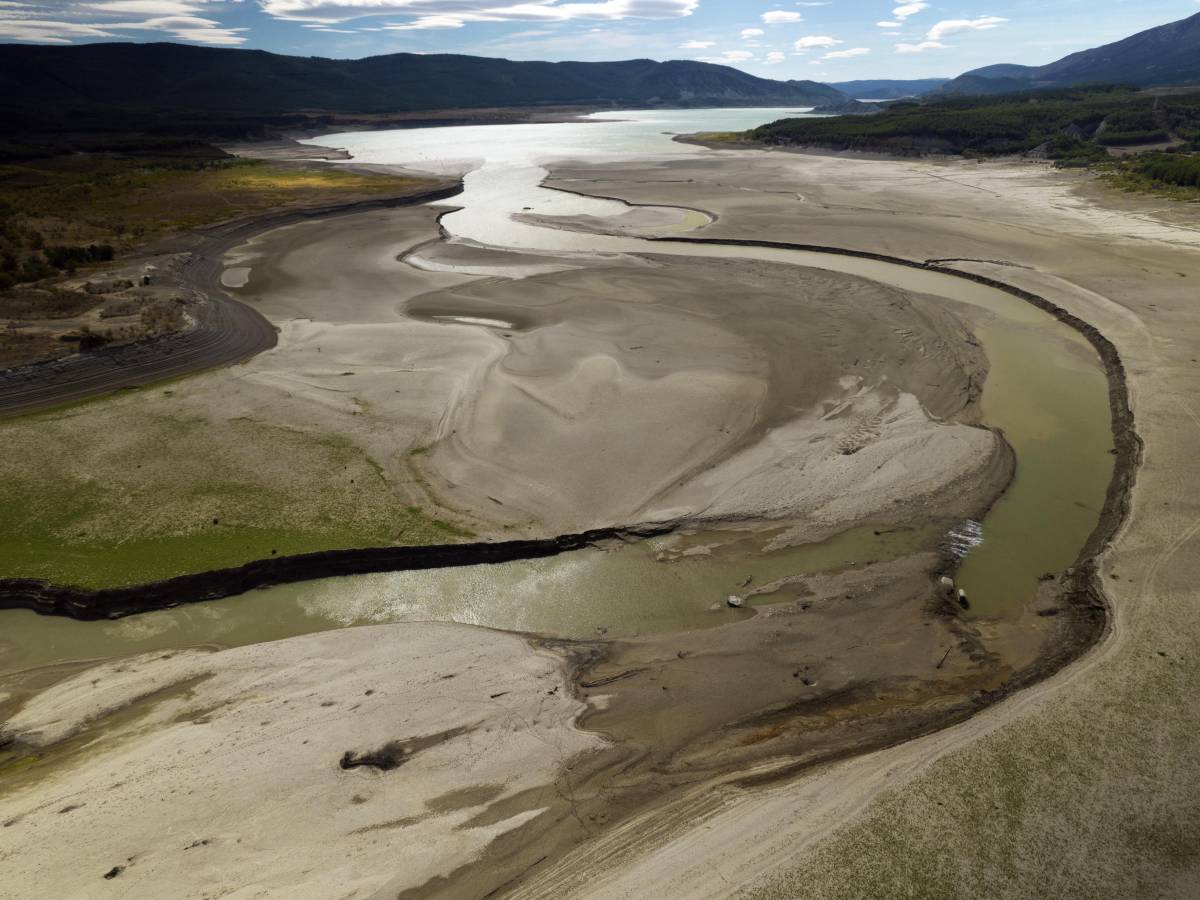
xmin=0 ymin=623 xmax=601 ymax=899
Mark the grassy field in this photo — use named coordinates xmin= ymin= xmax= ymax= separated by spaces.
xmin=0 ymin=397 xmax=472 ymax=589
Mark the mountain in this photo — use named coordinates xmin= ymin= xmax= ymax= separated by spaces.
xmin=965 ymin=64 xmax=1037 ymax=80
xmin=0 ymin=42 xmax=847 ymax=124
xmin=830 ymin=79 xmax=948 ymax=100
xmin=935 ymin=74 xmax=1040 ymax=97
xmin=940 ymin=12 xmax=1200 ymax=95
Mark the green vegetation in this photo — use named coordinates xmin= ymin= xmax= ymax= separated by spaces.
xmin=0 ymin=512 xmax=471 ymax=590
xmin=1105 ymin=152 xmax=1200 ymax=197
xmin=0 ymin=156 xmax=429 ymax=290
xmin=751 ymin=86 xmax=1196 ymax=156
xmin=0 ymin=409 xmax=473 ymax=589
xmin=1129 ymin=152 xmax=1200 ymax=187
xmin=688 ymin=131 xmax=747 ymax=145
xmin=747 ymin=86 xmax=1200 ymax=199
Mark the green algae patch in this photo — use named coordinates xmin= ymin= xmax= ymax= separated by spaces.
xmin=0 ymin=517 xmax=468 ymax=591
xmin=0 ymin=406 xmax=473 ymax=590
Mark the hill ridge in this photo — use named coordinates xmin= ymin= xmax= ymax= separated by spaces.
xmin=940 ymin=11 xmax=1200 ymax=95
xmin=0 ymin=41 xmax=847 ymax=119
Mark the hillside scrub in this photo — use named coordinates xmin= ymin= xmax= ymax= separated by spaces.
xmin=749 ymin=86 xmax=1200 ymax=158
xmin=745 ymin=86 xmax=1200 ymax=198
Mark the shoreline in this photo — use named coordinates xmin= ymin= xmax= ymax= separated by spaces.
xmin=672 ymin=132 xmax=929 ymax=161
xmin=0 ymin=523 xmax=670 ymax=621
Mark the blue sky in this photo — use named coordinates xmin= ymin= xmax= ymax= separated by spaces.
xmin=2 ymin=1 xmax=1198 ymax=80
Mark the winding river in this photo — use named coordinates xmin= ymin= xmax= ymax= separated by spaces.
xmin=0 ymin=109 xmax=1114 ymax=673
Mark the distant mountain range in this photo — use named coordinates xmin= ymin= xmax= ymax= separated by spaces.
xmin=0 ymin=42 xmax=846 ymax=126
xmin=3 ymin=9 xmax=1199 ymax=147
xmin=939 ymin=12 xmax=1200 ymax=95
xmin=830 ymin=79 xmax=948 ymax=100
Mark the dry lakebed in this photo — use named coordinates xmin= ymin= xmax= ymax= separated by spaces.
xmin=1 ymin=107 xmax=1191 ymax=899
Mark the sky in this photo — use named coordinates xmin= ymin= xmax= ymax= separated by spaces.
xmin=2 ymin=0 xmax=1199 ymax=81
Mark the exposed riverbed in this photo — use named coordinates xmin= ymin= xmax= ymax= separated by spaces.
xmin=0 ymin=108 xmax=1111 ymax=672
xmin=302 ymin=109 xmax=1113 ymax=617
xmin=0 ymin=110 xmax=1139 ymax=900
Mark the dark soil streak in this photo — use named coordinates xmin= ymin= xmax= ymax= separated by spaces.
xmin=0 ymin=524 xmax=674 ymax=621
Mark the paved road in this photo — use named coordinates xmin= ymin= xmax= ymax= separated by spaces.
xmin=0 ymin=185 xmax=462 ymax=418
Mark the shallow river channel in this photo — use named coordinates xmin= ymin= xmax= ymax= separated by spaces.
xmin=0 ymin=109 xmax=1113 ymax=673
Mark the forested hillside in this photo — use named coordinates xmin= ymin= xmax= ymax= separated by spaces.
xmin=751 ymin=87 xmax=1200 ymax=159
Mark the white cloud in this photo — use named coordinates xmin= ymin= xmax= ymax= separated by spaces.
xmin=927 ymin=16 xmax=1008 ymax=41
xmin=0 ymin=17 xmax=117 ymax=42
xmin=679 ymin=38 xmax=714 ymax=48
xmin=792 ymin=34 xmax=840 ymax=52
xmin=140 ymin=15 xmax=248 ymax=42
xmin=83 ymin=0 xmax=204 ymax=13
xmin=876 ymin=20 xmax=900 ymax=28
xmin=892 ymin=2 xmax=927 ymax=20
xmin=895 ymin=40 xmax=946 ymax=53
xmin=479 ymin=24 xmax=648 ymax=52
xmin=262 ymin=0 xmax=698 ymax=28
xmin=764 ymin=50 xmax=785 ymax=63
xmin=760 ymin=10 xmax=802 ymax=24
xmin=740 ymin=27 xmax=764 ymax=38
xmin=821 ymin=46 xmax=870 ymax=59
xmin=697 ymin=49 xmax=754 ymax=63
xmin=385 ymin=14 xmax=464 ymax=29
xmin=0 ymin=2 xmax=248 ymax=44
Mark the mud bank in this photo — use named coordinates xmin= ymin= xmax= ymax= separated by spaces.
xmin=0 ymin=235 xmax=1132 ymax=639
xmin=500 ymin=152 xmax=1168 ymax=899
